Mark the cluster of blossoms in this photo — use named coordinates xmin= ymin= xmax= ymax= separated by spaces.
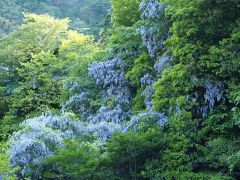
xmin=88 ymin=57 xmax=132 ymax=122
xmin=138 ymin=26 xmax=164 ymax=57
xmin=63 ymin=80 xmax=81 ymax=94
xmin=8 ymin=114 xmax=79 ymax=178
xmin=86 ymin=121 xmax=124 ymax=141
xmin=67 ymin=81 xmax=79 ymax=93
xmin=154 ymin=55 xmax=172 ymax=73
xmin=138 ymin=1 xmax=173 ymax=116
xmin=192 ymin=81 xmax=224 ymax=119
xmin=88 ymin=58 xmax=131 ymax=104
xmin=138 ymin=0 xmax=168 ymax=57
xmin=61 ymin=91 xmax=91 ymax=119
xmin=141 ymin=74 xmax=156 ymax=108
xmin=204 ymin=81 xmax=224 ymax=112
xmin=60 ymin=58 xmax=133 ymax=142
xmin=8 ymin=113 xmax=126 ymax=177
xmin=124 ymin=109 xmax=167 ymax=132
xmin=9 ymin=58 xmax=172 ymax=179
xmin=62 ymin=57 xmax=132 ymax=126
xmin=140 ymin=56 xmax=173 ymax=109
xmin=87 ymin=105 xmax=131 ymax=124
xmin=169 ymin=105 xmax=182 ymax=116
xmin=139 ymin=0 xmax=167 ymax=20
xmin=88 ymin=58 xmax=125 ymax=87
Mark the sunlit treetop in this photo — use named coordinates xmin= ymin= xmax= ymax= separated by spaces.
xmin=60 ymin=30 xmax=94 ymax=50
xmin=0 ymin=13 xmax=69 ymax=63
xmin=110 ymin=0 xmax=141 ymax=26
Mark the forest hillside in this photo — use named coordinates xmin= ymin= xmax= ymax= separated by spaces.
xmin=1 ymin=0 xmax=240 ymax=179
xmin=0 ymin=0 xmax=110 ymax=37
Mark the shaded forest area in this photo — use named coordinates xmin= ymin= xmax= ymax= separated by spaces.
xmin=0 ymin=0 xmax=110 ymax=37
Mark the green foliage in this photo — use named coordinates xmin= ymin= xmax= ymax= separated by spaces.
xmin=108 ymin=25 xmax=143 ymax=70
xmin=0 ymin=142 xmax=18 ymax=179
xmin=0 ymin=14 xmax=69 ymax=138
xmin=59 ymin=30 xmax=101 ymax=90
xmin=2 ymin=13 xmax=69 ymax=62
xmin=0 ymin=13 xmax=68 ymax=99
xmin=58 ymin=30 xmax=105 ymax=115
xmin=39 ymin=140 xmax=103 ymax=180
xmin=111 ymin=0 xmax=141 ymax=27
xmin=153 ymin=64 xmax=190 ymax=114
xmin=126 ymin=53 xmax=153 ymax=87
xmin=0 ymin=114 xmax=20 ymax=141
xmin=104 ymin=129 xmax=165 ymax=179
xmin=126 ymin=53 xmax=153 ymax=111
xmin=0 ymin=14 xmax=101 ymax=140
xmin=132 ymin=89 xmax=146 ymax=112
xmin=11 ymin=52 xmax=63 ymax=116
xmin=0 ymin=0 xmax=110 ymax=37
xmin=152 ymin=0 xmax=240 ymax=179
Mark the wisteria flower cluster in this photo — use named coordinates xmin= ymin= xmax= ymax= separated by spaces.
xmin=124 ymin=109 xmax=167 ymax=132
xmin=154 ymin=55 xmax=172 ymax=73
xmin=88 ymin=58 xmax=125 ymax=87
xmin=88 ymin=57 xmax=132 ymax=122
xmin=138 ymin=26 xmax=164 ymax=58
xmin=86 ymin=121 xmax=124 ymax=141
xmin=8 ymin=113 xmax=127 ymax=177
xmin=61 ymin=91 xmax=91 ymax=119
xmin=204 ymin=81 xmax=224 ymax=112
xmin=88 ymin=58 xmax=131 ymax=103
xmin=141 ymin=74 xmax=156 ymax=108
xmin=139 ymin=0 xmax=167 ymax=20
xmin=138 ymin=0 xmax=168 ymax=57
xmin=192 ymin=81 xmax=224 ymax=119
xmin=87 ymin=105 xmax=130 ymax=124
xmin=8 ymin=115 xmax=75 ymax=178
